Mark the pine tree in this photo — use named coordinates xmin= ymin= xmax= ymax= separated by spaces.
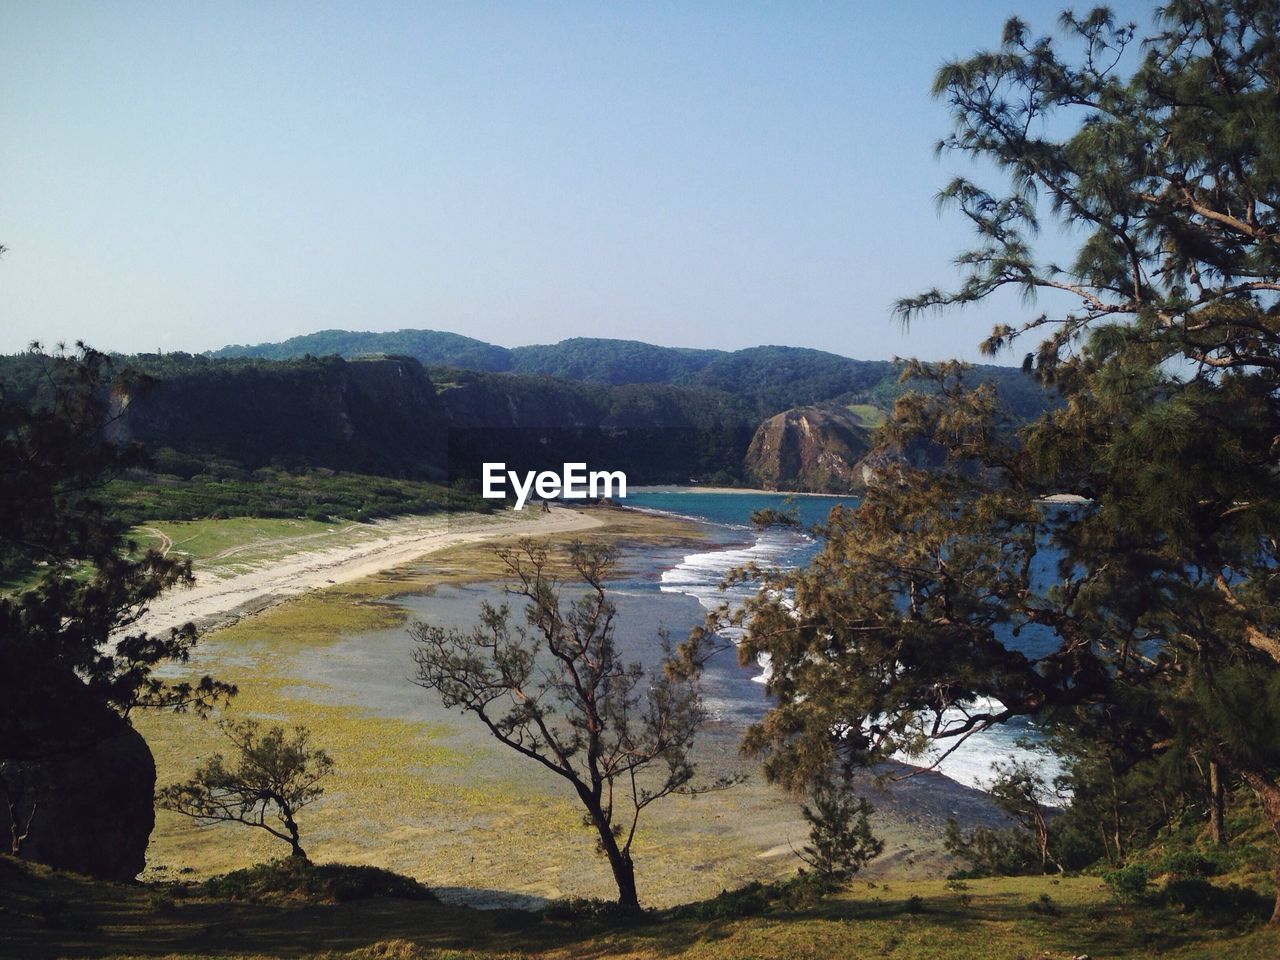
xmin=736 ymin=1 xmax=1280 ymax=922
xmin=795 ymin=779 xmax=883 ymax=885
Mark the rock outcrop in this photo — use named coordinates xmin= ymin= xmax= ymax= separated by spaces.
xmin=2 ymin=676 xmax=156 ymax=881
xmin=742 ymin=405 xmax=873 ymax=493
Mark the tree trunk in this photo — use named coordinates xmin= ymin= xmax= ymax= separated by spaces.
xmin=282 ymin=809 xmax=308 ymax=862
xmin=1241 ymin=771 xmax=1280 ymax=925
xmin=1209 ymin=762 xmax=1226 ymax=846
xmin=1034 ymin=810 xmax=1052 ymax=873
xmin=580 ymin=791 xmax=640 ymax=912
xmin=602 ymin=841 xmax=640 ymax=913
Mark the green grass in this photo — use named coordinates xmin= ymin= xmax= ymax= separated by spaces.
xmin=134 ymin=516 xmax=344 ymax=562
xmin=844 ymin=403 xmax=887 ymax=429
xmin=106 ymin=469 xmax=490 ymax=525
xmin=3 ymin=857 xmax=1277 ymax=960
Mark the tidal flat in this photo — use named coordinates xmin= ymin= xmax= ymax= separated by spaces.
xmin=136 ymin=504 xmax=1007 ymax=909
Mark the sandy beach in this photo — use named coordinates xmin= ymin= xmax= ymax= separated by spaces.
xmin=128 ymin=506 xmax=603 ymax=639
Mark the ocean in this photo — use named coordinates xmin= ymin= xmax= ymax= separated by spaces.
xmin=622 ymin=488 xmax=1061 ymax=791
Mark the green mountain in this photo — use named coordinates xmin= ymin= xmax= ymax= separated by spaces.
xmin=0 ymin=333 xmax=1054 ymax=496
xmin=211 ymin=329 xmax=513 ymax=371
xmin=209 ymin=329 xmax=1047 ymax=420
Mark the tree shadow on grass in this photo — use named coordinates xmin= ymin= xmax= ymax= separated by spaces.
xmin=4 ymin=858 xmax=1275 ymax=960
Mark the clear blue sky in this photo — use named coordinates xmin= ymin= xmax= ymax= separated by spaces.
xmin=0 ymin=1 xmax=1158 ymax=361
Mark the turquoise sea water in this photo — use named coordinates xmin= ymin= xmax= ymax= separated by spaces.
xmin=622 ymin=487 xmax=858 ymax=529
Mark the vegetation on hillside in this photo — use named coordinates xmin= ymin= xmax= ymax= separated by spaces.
xmin=732 ymin=0 xmax=1280 ymax=926
xmin=0 ymin=345 xmax=235 ymax=877
xmin=106 ymin=467 xmax=485 ymax=524
xmin=206 ymin=331 xmax=1052 ymax=421
xmin=0 ymin=334 xmax=1054 ymax=498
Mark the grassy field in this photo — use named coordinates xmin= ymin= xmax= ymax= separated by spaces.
xmin=134 ymin=516 xmax=356 ymax=568
xmin=107 ymin=469 xmax=488 ymax=525
xmin=844 ymin=403 xmax=887 ymax=429
xmin=2 ymin=856 xmax=1277 ymax=960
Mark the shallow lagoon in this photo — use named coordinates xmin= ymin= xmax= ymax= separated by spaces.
xmin=311 ymin=489 xmax=1059 ymax=790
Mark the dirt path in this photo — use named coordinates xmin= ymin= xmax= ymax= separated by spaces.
xmin=125 ymin=507 xmax=602 ymax=638
xmin=137 ymin=526 xmax=174 ymax=557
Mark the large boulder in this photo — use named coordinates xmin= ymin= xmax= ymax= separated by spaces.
xmin=1 ymin=679 xmax=156 ymax=881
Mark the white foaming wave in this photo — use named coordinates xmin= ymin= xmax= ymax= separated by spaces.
xmin=659 ymin=533 xmax=800 ymax=609
xmin=659 ymin=533 xmax=802 ymax=685
xmin=895 ymin=698 xmax=1065 ymax=791
xmin=652 ymin=521 xmax=1065 ymax=792
xmin=651 ymin=520 xmax=1066 ymax=791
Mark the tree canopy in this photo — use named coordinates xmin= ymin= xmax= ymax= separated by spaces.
xmin=736 ymin=0 xmax=1280 ymax=923
xmin=1 ymin=344 xmax=235 ymax=759
xmin=158 ymin=720 xmax=334 ymax=861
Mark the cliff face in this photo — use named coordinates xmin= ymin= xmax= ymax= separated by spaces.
xmin=743 ymin=405 xmax=873 ymax=493
xmin=3 ymin=672 xmax=155 ymax=881
xmin=114 ymin=357 xmax=755 ymax=485
xmin=118 ymin=356 xmax=448 ymax=479
xmin=432 ymin=369 xmax=755 ymax=484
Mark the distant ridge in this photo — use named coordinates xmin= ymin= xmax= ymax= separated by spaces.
xmin=209 ymin=329 xmax=1047 ymax=419
xmin=211 ymin=329 xmax=513 ymax=372
xmin=210 ymin=329 xmax=725 ymax=383
xmin=0 ymin=330 xmax=1055 ymax=492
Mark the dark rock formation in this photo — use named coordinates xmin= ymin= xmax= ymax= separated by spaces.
xmin=116 ymin=355 xmax=449 ymax=479
xmin=2 ymin=677 xmax=156 ymax=881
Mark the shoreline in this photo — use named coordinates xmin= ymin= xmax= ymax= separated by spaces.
xmin=127 ymin=506 xmax=604 ymax=639
xmin=630 ymin=484 xmax=858 ymax=499
xmin=134 ymin=501 xmax=1007 ymax=907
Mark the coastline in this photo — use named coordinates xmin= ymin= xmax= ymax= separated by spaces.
xmin=632 ymin=484 xmax=858 ymax=499
xmin=134 ymin=501 xmax=1006 ymax=907
xmin=127 ymin=505 xmax=604 ymax=639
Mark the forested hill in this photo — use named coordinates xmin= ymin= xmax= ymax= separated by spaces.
xmin=0 ymin=337 xmax=1052 ymax=492
xmin=210 ymin=330 xmax=1048 ymax=419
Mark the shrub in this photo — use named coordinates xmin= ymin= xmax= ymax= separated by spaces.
xmin=1028 ymin=892 xmax=1059 ymax=916
xmin=1163 ymin=878 xmax=1271 ymax=927
xmin=796 ymin=781 xmax=883 ymax=886
xmin=944 ymin=818 xmax=1039 ymax=877
xmin=1101 ymin=864 xmax=1150 ymax=903
xmin=668 ymin=874 xmax=840 ymax=922
xmin=198 ymin=859 xmax=436 ymax=904
xmin=1159 ymin=849 xmax=1215 ymax=879
xmin=540 ymin=897 xmax=649 ymax=926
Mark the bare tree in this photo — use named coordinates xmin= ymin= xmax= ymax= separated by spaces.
xmin=157 ymin=719 xmax=333 ymax=861
xmin=1 ymin=761 xmax=42 ymax=856
xmin=410 ymin=539 xmax=722 ymax=912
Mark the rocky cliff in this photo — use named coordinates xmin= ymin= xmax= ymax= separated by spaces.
xmin=114 ymin=356 xmax=755 ymax=485
xmin=117 ymin=355 xmax=449 ymax=479
xmin=2 ymin=674 xmax=156 ymax=881
xmin=743 ymin=405 xmax=873 ymax=493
